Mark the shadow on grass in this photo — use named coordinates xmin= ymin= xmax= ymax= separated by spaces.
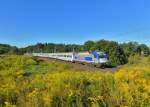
xmin=105 ymin=63 xmax=117 ymax=68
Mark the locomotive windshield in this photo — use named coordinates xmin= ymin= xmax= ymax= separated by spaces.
xmin=92 ymin=51 xmax=107 ymax=59
xmin=97 ymin=52 xmax=107 ymax=58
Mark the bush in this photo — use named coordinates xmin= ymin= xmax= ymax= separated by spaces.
xmin=147 ymin=55 xmax=150 ymax=63
xmin=128 ymin=54 xmax=142 ymax=65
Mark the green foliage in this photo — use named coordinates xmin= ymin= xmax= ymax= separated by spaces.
xmin=128 ymin=54 xmax=142 ymax=65
xmin=147 ymin=55 xmax=150 ymax=63
xmin=84 ymin=40 xmax=95 ymax=51
xmin=109 ymin=46 xmax=128 ymax=66
xmin=0 ymin=40 xmax=150 ymax=66
xmin=0 ymin=44 xmax=19 ymax=55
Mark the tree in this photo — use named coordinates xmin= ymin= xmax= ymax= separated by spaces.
xmin=109 ymin=46 xmax=128 ymax=66
xmin=139 ymin=44 xmax=150 ymax=56
xmin=121 ymin=42 xmax=139 ymax=56
xmin=84 ymin=40 xmax=95 ymax=51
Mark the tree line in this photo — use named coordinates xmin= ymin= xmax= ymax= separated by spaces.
xmin=0 ymin=40 xmax=150 ymax=66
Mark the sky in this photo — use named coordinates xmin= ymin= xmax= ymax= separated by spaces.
xmin=0 ymin=0 xmax=150 ymax=47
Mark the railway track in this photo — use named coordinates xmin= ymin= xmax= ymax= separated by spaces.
xmin=34 ymin=56 xmax=119 ymax=72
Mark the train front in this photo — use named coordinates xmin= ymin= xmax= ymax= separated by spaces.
xmin=98 ymin=52 xmax=108 ymax=64
xmin=92 ymin=51 xmax=108 ymax=67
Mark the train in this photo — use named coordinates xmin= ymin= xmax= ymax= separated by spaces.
xmin=31 ymin=51 xmax=108 ymax=67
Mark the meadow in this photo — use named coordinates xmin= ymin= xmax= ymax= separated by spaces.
xmin=0 ymin=55 xmax=150 ymax=107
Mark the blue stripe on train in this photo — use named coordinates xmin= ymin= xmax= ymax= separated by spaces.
xmin=91 ymin=51 xmax=99 ymax=60
xmin=84 ymin=57 xmax=93 ymax=61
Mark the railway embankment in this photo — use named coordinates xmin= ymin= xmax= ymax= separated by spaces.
xmin=35 ymin=56 xmax=119 ymax=72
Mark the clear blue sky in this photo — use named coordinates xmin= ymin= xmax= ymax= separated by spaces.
xmin=0 ymin=0 xmax=150 ymax=47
